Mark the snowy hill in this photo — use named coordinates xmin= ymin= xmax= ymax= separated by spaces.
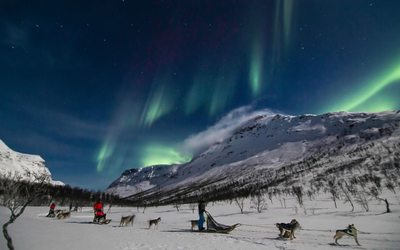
xmin=0 ymin=139 xmax=63 ymax=185
xmin=106 ymin=111 xmax=400 ymax=203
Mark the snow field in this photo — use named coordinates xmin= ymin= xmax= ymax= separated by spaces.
xmin=1 ymin=192 xmax=400 ymax=250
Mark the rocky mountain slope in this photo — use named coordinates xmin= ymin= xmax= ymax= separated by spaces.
xmin=0 ymin=139 xmax=63 ymax=185
xmin=106 ymin=111 xmax=400 ymax=204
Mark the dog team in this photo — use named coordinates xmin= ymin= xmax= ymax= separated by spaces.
xmin=45 ymin=201 xmax=361 ymax=245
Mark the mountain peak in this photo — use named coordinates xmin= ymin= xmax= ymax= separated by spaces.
xmin=0 ymin=139 xmax=63 ymax=185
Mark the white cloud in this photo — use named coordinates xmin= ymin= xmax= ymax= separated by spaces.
xmin=180 ymin=105 xmax=278 ymax=156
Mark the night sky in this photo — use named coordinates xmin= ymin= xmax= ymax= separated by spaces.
xmin=1 ymin=0 xmax=399 ymax=190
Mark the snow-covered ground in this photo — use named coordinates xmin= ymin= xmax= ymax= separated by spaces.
xmin=1 ymin=192 xmax=400 ymax=250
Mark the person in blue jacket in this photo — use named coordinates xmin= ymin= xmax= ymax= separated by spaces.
xmin=198 ymin=197 xmax=206 ymax=230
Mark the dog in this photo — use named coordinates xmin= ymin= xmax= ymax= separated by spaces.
xmin=57 ymin=211 xmax=71 ymax=220
xmin=119 ymin=214 xmax=135 ymax=227
xmin=276 ymin=219 xmax=301 ymax=240
xmin=55 ymin=209 xmax=69 ymax=214
xmin=190 ymin=219 xmax=206 ymax=231
xmin=333 ymin=224 xmax=361 ymax=246
xmin=148 ymin=217 xmax=161 ymax=230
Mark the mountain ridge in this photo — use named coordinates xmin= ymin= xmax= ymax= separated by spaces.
xmin=0 ymin=139 xmax=63 ymax=185
xmin=105 ymin=110 xmax=400 ymax=203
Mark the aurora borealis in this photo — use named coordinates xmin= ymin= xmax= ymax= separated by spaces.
xmin=1 ymin=0 xmax=399 ymax=190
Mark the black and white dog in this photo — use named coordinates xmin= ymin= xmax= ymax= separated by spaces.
xmin=148 ymin=217 xmax=161 ymax=230
xmin=276 ymin=219 xmax=301 ymax=240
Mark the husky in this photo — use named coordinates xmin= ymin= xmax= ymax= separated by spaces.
xmin=276 ymin=219 xmax=301 ymax=240
xmin=148 ymin=217 xmax=161 ymax=230
xmin=190 ymin=218 xmax=206 ymax=231
xmin=333 ymin=224 xmax=361 ymax=246
xmin=55 ymin=209 xmax=69 ymax=214
xmin=57 ymin=211 xmax=71 ymax=220
xmin=119 ymin=214 xmax=135 ymax=227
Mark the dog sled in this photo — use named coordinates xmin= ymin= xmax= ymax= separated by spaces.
xmin=93 ymin=218 xmax=112 ymax=225
xmin=198 ymin=211 xmax=240 ymax=234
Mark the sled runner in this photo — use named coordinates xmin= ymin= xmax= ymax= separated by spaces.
xmin=93 ymin=219 xmax=112 ymax=225
xmin=198 ymin=211 xmax=240 ymax=234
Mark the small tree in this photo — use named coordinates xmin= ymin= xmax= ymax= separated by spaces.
xmin=339 ymin=181 xmax=354 ymax=211
xmin=250 ymin=194 xmax=267 ymax=213
xmin=377 ymin=198 xmax=391 ymax=213
xmin=173 ymin=203 xmax=181 ymax=212
xmin=0 ymin=171 xmax=50 ymax=250
xmin=355 ymin=192 xmax=370 ymax=212
xmin=325 ymin=179 xmax=340 ymax=208
xmin=292 ymin=186 xmax=304 ymax=208
xmin=234 ymin=197 xmax=245 ymax=214
xmin=368 ymin=186 xmax=391 ymax=213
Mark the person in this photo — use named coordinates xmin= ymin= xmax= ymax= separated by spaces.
xmin=46 ymin=203 xmax=56 ymax=217
xmin=198 ymin=197 xmax=206 ymax=230
xmin=93 ymin=200 xmax=106 ymax=222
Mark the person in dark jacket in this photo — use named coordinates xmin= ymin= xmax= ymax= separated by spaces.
xmin=198 ymin=198 xmax=206 ymax=230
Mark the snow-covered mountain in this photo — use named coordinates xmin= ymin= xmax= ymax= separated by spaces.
xmin=0 ymin=139 xmax=63 ymax=185
xmin=106 ymin=111 xmax=400 ymax=202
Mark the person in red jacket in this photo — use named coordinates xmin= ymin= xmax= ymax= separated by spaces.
xmin=93 ymin=200 xmax=106 ymax=222
xmin=46 ymin=203 xmax=56 ymax=217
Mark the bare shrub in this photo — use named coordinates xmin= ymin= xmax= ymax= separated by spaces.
xmin=0 ymin=171 xmax=51 ymax=250
xmin=250 ymin=194 xmax=267 ymax=213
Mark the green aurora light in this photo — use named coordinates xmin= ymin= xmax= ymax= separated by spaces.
xmin=140 ymin=82 xmax=176 ymax=127
xmin=96 ymin=139 xmax=115 ymax=173
xmin=249 ymin=36 xmax=263 ymax=97
xmin=141 ymin=145 xmax=192 ymax=168
xmin=185 ymin=71 xmax=237 ymax=117
xmin=321 ymin=63 xmax=400 ymax=113
xmin=282 ymin=0 xmax=294 ymax=50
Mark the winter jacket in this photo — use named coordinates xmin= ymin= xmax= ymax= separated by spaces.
xmin=94 ymin=202 xmax=103 ymax=211
xmin=198 ymin=201 xmax=206 ymax=214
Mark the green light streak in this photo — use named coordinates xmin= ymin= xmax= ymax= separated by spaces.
xmin=185 ymin=75 xmax=209 ymax=115
xmin=283 ymin=0 xmax=294 ymax=49
xmin=186 ymin=70 xmax=237 ymax=117
xmin=96 ymin=139 xmax=115 ymax=172
xmin=141 ymin=145 xmax=192 ymax=168
xmin=249 ymin=38 xmax=263 ymax=97
xmin=322 ymin=64 xmax=400 ymax=113
xmin=357 ymin=97 xmax=396 ymax=112
xmin=140 ymin=82 xmax=176 ymax=127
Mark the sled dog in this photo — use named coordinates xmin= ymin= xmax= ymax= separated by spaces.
xmin=55 ymin=209 xmax=69 ymax=214
xmin=333 ymin=224 xmax=361 ymax=246
xmin=276 ymin=219 xmax=300 ymax=240
xmin=119 ymin=214 xmax=135 ymax=227
xmin=148 ymin=217 xmax=161 ymax=230
xmin=57 ymin=211 xmax=71 ymax=220
xmin=190 ymin=219 xmax=206 ymax=231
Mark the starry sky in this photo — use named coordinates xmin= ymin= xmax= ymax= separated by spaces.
xmin=1 ymin=0 xmax=399 ymax=190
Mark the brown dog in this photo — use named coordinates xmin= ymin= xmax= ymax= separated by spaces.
xmin=119 ymin=215 xmax=135 ymax=227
